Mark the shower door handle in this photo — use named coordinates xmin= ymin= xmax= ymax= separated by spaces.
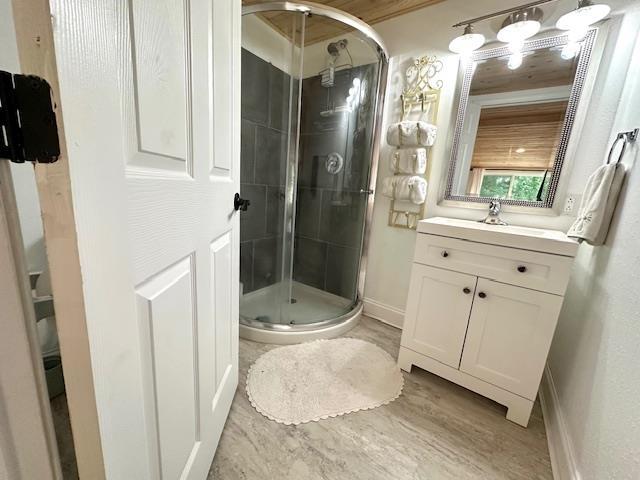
xmin=234 ymin=193 xmax=250 ymax=212
xmin=360 ymin=189 xmax=374 ymax=195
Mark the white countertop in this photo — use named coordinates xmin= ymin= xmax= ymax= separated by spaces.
xmin=417 ymin=217 xmax=579 ymax=257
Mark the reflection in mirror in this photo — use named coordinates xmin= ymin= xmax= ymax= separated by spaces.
xmin=446 ymin=31 xmax=596 ymax=207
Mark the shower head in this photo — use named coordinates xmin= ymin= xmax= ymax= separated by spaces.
xmin=322 ymin=39 xmax=349 ymax=87
xmin=327 ymin=39 xmax=348 ymax=56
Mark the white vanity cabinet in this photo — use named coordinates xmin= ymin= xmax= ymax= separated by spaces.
xmin=398 ymin=217 xmax=578 ymax=427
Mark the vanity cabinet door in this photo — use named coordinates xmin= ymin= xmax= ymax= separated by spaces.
xmin=401 ymin=265 xmax=477 ymax=368
xmin=460 ymin=279 xmax=563 ymax=400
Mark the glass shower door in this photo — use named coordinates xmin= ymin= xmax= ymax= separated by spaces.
xmin=239 ymin=10 xmax=304 ymax=326
xmin=287 ymin=19 xmax=381 ymax=325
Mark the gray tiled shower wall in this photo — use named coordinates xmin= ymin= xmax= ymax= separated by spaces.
xmin=292 ymin=64 xmax=376 ymax=301
xmin=240 ymin=49 xmax=289 ymax=294
xmin=240 ymin=47 xmax=377 ymax=300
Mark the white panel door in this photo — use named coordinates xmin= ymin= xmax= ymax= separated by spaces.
xmin=401 ymin=265 xmax=477 ymax=368
xmin=50 ymin=0 xmax=240 ymax=478
xmin=460 ymin=279 xmax=563 ymax=400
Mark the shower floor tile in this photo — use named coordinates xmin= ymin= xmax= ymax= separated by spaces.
xmin=209 ymin=316 xmax=553 ymax=480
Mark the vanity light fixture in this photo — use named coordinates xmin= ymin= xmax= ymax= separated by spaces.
xmin=556 ymin=0 xmax=611 ymax=32
xmin=497 ymin=8 xmax=543 ymax=45
xmin=449 ymin=0 xmax=611 ymax=60
xmin=498 ymin=8 xmax=543 ymax=69
xmin=556 ymin=0 xmax=610 ymax=59
xmin=448 ymin=24 xmax=486 ymax=55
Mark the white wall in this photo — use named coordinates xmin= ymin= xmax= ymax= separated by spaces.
xmin=242 ymin=14 xmax=299 ymax=75
xmin=363 ymin=0 xmax=636 ymax=321
xmin=0 ymin=0 xmax=47 ymax=273
xmin=547 ymin=9 xmax=640 ymax=479
xmin=10 ymin=166 xmax=47 ymax=272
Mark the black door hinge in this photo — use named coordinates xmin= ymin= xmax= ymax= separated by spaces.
xmin=0 ymin=70 xmax=60 ymax=164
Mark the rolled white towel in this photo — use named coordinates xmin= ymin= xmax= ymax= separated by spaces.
xmin=381 ymin=175 xmax=428 ymax=205
xmin=386 ymin=121 xmax=437 ymax=147
xmin=390 ymin=148 xmax=427 ymax=174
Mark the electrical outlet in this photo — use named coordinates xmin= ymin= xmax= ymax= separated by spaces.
xmin=563 ymin=195 xmax=577 ymax=214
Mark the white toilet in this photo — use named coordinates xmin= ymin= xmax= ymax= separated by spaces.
xmin=31 ymin=266 xmax=64 ymax=398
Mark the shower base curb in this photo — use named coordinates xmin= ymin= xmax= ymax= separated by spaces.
xmin=240 ymin=303 xmax=362 ymax=345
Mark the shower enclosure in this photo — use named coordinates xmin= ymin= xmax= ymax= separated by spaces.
xmin=240 ymin=2 xmax=388 ymax=343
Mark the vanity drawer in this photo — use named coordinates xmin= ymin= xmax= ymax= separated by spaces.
xmin=414 ymin=234 xmax=573 ymax=295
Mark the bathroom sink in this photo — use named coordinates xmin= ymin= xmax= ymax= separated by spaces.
xmin=483 ymin=225 xmax=546 ymax=237
xmin=417 ymin=217 xmax=579 ymax=256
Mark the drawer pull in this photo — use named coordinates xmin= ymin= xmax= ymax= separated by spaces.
xmin=463 ymin=287 xmax=471 ymax=294
xmin=441 ymin=250 xmax=449 ymax=258
xmin=478 ymin=292 xmax=487 ymax=299
xmin=517 ymin=265 xmax=527 ymax=273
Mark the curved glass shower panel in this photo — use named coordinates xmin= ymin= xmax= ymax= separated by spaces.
xmin=239 ymin=10 xmax=304 ymax=325
xmin=289 ymin=20 xmax=381 ymax=325
xmin=239 ymin=3 xmax=386 ymax=333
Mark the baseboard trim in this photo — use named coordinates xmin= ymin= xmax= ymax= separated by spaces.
xmin=363 ymin=298 xmax=404 ymax=329
xmin=539 ymin=365 xmax=581 ymax=480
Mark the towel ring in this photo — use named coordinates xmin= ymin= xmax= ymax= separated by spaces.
xmin=606 ymin=128 xmax=639 ymax=165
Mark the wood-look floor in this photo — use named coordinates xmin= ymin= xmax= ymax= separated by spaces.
xmin=209 ymin=316 xmax=553 ymax=479
xmin=50 ymin=393 xmax=78 ymax=479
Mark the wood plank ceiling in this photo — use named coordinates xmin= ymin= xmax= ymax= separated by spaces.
xmin=243 ymin=0 xmax=446 ymax=45
xmin=470 ymin=48 xmax=579 ymax=96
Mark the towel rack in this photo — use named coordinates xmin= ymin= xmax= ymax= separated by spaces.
xmin=388 ymin=56 xmax=443 ymax=230
xmin=606 ymin=128 xmax=639 ymax=165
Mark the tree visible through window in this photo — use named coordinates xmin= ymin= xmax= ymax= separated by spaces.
xmin=479 ymin=170 xmax=547 ymax=201
xmin=479 ymin=175 xmax=511 ymax=198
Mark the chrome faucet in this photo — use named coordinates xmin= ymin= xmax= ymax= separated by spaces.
xmin=479 ymin=200 xmax=508 ymax=226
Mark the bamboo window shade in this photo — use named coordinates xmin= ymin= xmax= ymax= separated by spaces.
xmin=470 ymin=101 xmax=568 ymax=171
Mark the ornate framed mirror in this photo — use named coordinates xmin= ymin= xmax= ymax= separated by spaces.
xmin=444 ymin=30 xmax=597 ymax=207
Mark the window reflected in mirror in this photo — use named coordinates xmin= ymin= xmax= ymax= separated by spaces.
xmin=468 ymin=100 xmax=568 ymax=201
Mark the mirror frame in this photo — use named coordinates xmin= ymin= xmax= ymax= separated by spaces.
xmin=444 ymin=29 xmax=597 ymax=208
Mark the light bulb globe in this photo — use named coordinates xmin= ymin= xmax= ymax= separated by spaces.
xmin=557 ymin=4 xmax=610 ymax=30
xmin=497 ymin=20 xmax=541 ymax=43
xmin=508 ymin=52 xmax=523 ymax=70
xmin=449 ymin=32 xmax=485 ymax=54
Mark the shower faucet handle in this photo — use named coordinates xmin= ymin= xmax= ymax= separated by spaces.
xmin=360 ymin=189 xmax=374 ymax=195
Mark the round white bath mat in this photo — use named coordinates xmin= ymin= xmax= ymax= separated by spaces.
xmin=246 ymin=338 xmax=404 ymax=425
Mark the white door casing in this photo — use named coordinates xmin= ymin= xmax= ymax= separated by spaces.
xmin=400 ymin=265 xmax=477 ymax=368
xmin=460 ymin=279 xmax=563 ymax=400
xmin=0 ymin=163 xmax=61 ymax=480
xmin=50 ymin=0 xmax=240 ymax=478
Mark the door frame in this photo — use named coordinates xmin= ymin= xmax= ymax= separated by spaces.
xmin=9 ymin=0 xmax=106 ymax=477
xmin=0 ymin=162 xmax=60 ymax=479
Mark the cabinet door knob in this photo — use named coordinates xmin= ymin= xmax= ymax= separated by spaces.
xmin=463 ymin=287 xmax=471 ymax=294
xmin=517 ymin=265 xmax=527 ymax=273
xmin=478 ymin=292 xmax=487 ymax=299
xmin=441 ymin=250 xmax=449 ymax=258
